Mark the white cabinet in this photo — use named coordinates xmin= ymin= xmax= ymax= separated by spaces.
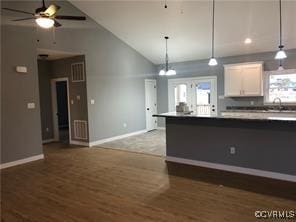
xmin=224 ymin=62 xmax=263 ymax=97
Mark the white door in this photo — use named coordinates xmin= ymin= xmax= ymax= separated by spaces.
xmin=145 ymin=79 xmax=157 ymax=131
xmin=168 ymin=76 xmax=217 ymax=116
xmin=168 ymin=80 xmax=193 ymax=112
xmin=193 ymin=78 xmax=217 ymax=116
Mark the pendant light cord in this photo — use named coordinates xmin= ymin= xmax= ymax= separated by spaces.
xmin=165 ymin=36 xmax=169 ymax=71
xmin=279 ymin=0 xmax=283 ymax=47
xmin=211 ymin=0 xmax=215 ymax=58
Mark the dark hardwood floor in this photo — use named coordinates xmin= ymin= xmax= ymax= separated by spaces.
xmin=1 ymin=143 xmax=295 ymax=222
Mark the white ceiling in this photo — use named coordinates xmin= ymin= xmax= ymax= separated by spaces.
xmin=70 ymin=0 xmax=296 ymax=64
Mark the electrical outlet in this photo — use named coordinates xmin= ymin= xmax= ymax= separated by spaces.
xmin=123 ymin=123 xmax=127 ymax=128
xmin=230 ymin=146 xmax=236 ymax=154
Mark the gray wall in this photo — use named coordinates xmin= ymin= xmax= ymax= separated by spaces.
xmin=166 ymin=117 xmax=296 ymax=176
xmin=38 ymin=60 xmax=53 ymax=141
xmin=38 ymin=55 xmax=89 ymax=142
xmin=157 ymin=49 xmax=296 ymax=127
xmin=2 ymin=0 xmax=156 ymax=154
xmin=33 ymin=2 xmax=157 ymax=142
xmin=1 ymin=25 xmax=43 ymax=164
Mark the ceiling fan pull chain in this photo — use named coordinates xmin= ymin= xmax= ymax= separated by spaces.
xmin=53 ymin=27 xmax=56 ymax=44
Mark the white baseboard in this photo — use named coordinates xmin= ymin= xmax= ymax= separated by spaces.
xmin=42 ymin=138 xmax=55 ymax=144
xmin=157 ymin=127 xmax=166 ymax=130
xmin=166 ymin=156 xmax=296 ymax=183
xmin=70 ymin=140 xmax=89 ymax=147
xmin=0 ymin=154 xmax=44 ymax=170
xmin=89 ymin=129 xmax=147 ymax=147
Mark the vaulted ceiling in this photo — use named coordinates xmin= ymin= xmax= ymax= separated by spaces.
xmin=70 ymin=0 xmax=296 ymax=64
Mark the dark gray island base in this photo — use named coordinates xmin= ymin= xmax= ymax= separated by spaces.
xmin=154 ymin=112 xmax=296 ymax=182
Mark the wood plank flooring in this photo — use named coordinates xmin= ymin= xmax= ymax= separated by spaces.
xmin=1 ymin=143 xmax=296 ymax=222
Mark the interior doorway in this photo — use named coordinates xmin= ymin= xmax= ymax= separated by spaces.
xmin=51 ymin=78 xmax=71 ymax=143
xmin=168 ymin=76 xmax=217 ymax=116
xmin=145 ymin=79 xmax=157 ymax=131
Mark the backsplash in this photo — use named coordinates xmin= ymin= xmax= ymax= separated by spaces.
xmin=226 ymin=106 xmax=296 ymax=111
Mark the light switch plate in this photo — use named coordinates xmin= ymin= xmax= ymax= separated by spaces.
xmin=27 ymin=103 xmax=35 ymax=109
xmin=76 ymin=95 xmax=81 ymax=100
xmin=90 ymin=99 xmax=95 ymax=105
xmin=71 ymin=100 xmax=74 ymax=105
xmin=16 ymin=66 xmax=27 ymax=73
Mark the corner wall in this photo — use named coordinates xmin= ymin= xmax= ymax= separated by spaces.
xmin=38 ymin=56 xmax=89 ymax=142
xmin=1 ymin=25 xmax=43 ymax=164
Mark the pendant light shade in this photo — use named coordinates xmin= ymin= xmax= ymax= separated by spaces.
xmin=159 ymin=36 xmax=176 ymax=76
xmin=208 ymin=0 xmax=218 ymax=66
xmin=275 ymin=0 xmax=287 ymax=60
xmin=208 ymin=57 xmax=218 ymax=66
xmin=275 ymin=47 xmax=287 ymax=59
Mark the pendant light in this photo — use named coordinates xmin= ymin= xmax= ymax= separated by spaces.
xmin=275 ymin=0 xmax=287 ymax=60
xmin=208 ymin=0 xmax=217 ymax=66
xmin=159 ymin=36 xmax=176 ymax=76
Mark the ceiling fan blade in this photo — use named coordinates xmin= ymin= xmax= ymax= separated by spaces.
xmin=55 ymin=15 xmax=86 ymax=21
xmin=2 ymin=7 xmax=34 ymax=15
xmin=44 ymin=4 xmax=60 ymax=16
xmin=54 ymin=20 xmax=62 ymax=27
xmin=12 ymin=17 xmax=35 ymax=21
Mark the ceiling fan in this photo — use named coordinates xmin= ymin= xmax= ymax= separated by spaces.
xmin=2 ymin=0 xmax=86 ymax=29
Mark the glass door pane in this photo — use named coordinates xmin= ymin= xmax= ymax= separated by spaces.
xmin=195 ymin=81 xmax=211 ymax=116
xmin=174 ymin=84 xmax=187 ymax=107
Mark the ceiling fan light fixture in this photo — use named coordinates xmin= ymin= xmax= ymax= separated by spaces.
xmin=35 ymin=17 xmax=54 ymax=28
xmin=208 ymin=57 xmax=218 ymax=66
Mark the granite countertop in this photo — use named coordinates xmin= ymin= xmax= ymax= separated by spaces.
xmin=153 ymin=112 xmax=296 ymax=122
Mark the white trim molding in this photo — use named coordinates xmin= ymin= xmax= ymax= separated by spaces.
xmin=42 ymin=138 xmax=55 ymax=144
xmin=157 ymin=127 xmax=166 ymax=130
xmin=0 ymin=154 xmax=44 ymax=170
xmin=166 ymin=156 xmax=296 ymax=183
xmin=70 ymin=140 xmax=89 ymax=147
xmin=89 ymin=130 xmax=147 ymax=147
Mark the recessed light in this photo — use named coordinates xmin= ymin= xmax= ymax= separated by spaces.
xmin=244 ymin=38 xmax=252 ymax=44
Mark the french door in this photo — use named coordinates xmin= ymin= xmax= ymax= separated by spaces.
xmin=168 ymin=76 xmax=217 ymax=116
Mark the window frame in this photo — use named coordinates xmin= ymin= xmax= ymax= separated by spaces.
xmin=264 ymin=69 xmax=296 ymax=105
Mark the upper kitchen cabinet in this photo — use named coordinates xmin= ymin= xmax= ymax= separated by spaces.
xmin=224 ymin=62 xmax=263 ymax=97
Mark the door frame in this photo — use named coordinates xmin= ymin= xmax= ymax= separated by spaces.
xmin=168 ymin=76 xmax=217 ymax=115
xmin=145 ymin=79 xmax=157 ymax=131
xmin=50 ymin=77 xmax=71 ymax=142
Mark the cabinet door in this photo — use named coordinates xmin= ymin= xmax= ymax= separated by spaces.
xmin=242 ymin=65 xmax=262 ymax=96
xmin=224 ymin=66 xmax=242 ymax=96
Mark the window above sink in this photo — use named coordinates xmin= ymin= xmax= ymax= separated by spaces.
xmin=265 ymin=69 xmax=296 ymax=104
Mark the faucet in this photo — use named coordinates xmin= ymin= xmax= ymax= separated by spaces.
xmin=273 ymin=97 xmax=283 ymax=111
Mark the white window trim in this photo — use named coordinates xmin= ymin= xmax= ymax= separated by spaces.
xmin=264 ymin=69 xmax=296 ymax=105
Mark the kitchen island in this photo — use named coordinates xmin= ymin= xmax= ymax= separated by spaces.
xmin=154 ymin=112 xmax=296 ymax=182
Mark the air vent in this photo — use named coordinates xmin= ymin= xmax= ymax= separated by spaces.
xmin=71 ymin=62 xmax=85 ymax=82
xmin=74 ymin=120 xmax=88 ymax=140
